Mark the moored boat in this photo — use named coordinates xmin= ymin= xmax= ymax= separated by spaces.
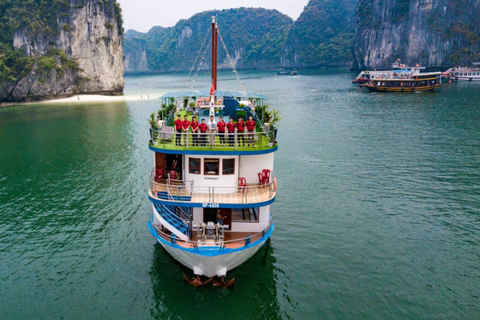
xmin=446 ymin=63 xmax=480 ymax=81
xmin=364 ymin=69 xmax=441 ymax=92
xmin=353 ymin=59 xmax=414 ymax=84
xmin=147 ymin=17 xmax=279 ymax=280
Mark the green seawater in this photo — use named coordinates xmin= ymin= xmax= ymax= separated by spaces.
xmin=1 ymin=70 xmax=479 ymax=319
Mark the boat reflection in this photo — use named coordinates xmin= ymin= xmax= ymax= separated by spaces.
xmin=149 ymin=239 xmax=285 ymax=319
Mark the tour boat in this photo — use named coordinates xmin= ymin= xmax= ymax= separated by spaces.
xmin=446 ymin=63 xmax=480 ymax=81
xmin=147 ymin=17 xmax=278 ymax=280
xmin=364 ymin=67 xmax=441 ymax=92
xmin=352 ymin=60 xmax=412 ymax=84
xmin=353 ymin=60 xmax=434 ymax=86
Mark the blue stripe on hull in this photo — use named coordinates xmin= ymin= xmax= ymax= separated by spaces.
xmin=147 ymin=220 xmax=274 ymax=257
xmin=149 ymin=144 xmax=278 ymax=155
xmin=149 ymin=194 xmax=275 ymax=209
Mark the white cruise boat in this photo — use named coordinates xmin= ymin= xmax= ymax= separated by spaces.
xmin=447 ymin=63 xmax=480 ymax=81
xmin=353 ymin=60 xmax=424 ymax=84
xmin=147 ymin=17 xmax=278 ymax=281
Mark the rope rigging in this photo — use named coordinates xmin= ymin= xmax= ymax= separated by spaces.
xmin=217 ymin=28 xmax=247 ymax=94
xmin=186 ymin=21 xmax=247 ymax=94
xmin=186 ymin=28 xmax=211 ymax=88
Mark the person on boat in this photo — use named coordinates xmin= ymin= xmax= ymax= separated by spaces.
xmin=236 ymin=117 xmax=245 ymax=147
xmin=182 ymin=115 xmax=190 ymax=146
xmin=207 ymin=115 xmax=217 ymax=146
xmin=190 ymin=116 xmax=199 ymax=147
xmin=226 ymin=117 xmax=236 ymax=147
xmin=246 ymin=115 xmax=256 ymax=148
xmin=217 ymin=116 xmax=227 ymax=146
xmin=174 ymin=114 xmax=183 ymax=146
xmin=172 ymin=154 xmax=181 ymax=179
xmin=216 ymin=209 xmax=227 ymax=225
xmin=199 ymin=119 xmax=208 ymax=146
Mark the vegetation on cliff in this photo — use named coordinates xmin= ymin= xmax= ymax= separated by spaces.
xmin=283 ymin=0 xmax=358 ymax=67
xmin=124 ymin=3 xmax=360 ymax=72
xmin=124 ymin=8 xmax=292 ymax=72
xmin=353 ymin=0 xmax=480 ymax=69
xmin=0 ymin=0 xmax=124 ymax=102
xmin=0 ymin=1 xmax=82 ymax=87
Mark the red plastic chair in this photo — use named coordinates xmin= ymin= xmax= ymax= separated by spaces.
xmin=258 ymin=172 xmax=264 ymax=185
xmin=169 ymin=170 xmax=177 ymax=180
xmin=238 ymin=177 xmax=246 ymax=187
xmin=155 ymin=167 xmax=166 ymax=182
xmin=262 ymin=169 xmax=270 ymax=184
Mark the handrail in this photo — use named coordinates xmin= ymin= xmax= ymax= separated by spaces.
xmin=149 ymin=176 xmax=275 ymax=204
xmin=151 ymin=168 xmax=192 ymax=223
xmin=150 ymin=129 xmax=277 ymax=150
xmin=152 ymin=222 xmax=271 ymax=249
xmin=166 ymin=177 xmax=191 ymax=221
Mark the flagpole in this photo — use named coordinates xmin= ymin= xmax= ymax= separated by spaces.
xmin=211 ymin=16 xmax=217 ymax=92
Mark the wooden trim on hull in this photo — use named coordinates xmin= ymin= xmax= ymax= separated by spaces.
xmin=366 ymin=84 xmax=440 ymax=92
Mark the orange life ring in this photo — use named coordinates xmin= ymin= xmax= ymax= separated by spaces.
xmin=273 ymin=177 xmax=277 ymax=191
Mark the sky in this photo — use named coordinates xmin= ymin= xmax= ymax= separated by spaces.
xmin=116 ymin=0 xmax=310 ymax=32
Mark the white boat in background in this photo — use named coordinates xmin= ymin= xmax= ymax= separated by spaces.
xmin=447 ymin=63 xmax=480 ymax=81
xmin=147 ymin=17 xmax=279 ymax=283
xmin=353 ymin=59 xmax=423 ymax=84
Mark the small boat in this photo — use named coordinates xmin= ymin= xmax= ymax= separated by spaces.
xmin=277 ymin=69 xmax=298 ymax=76
xmin=147 ymin=16 xmax=279 ymax=280
xmin=446 ymin=63 xmax=480 ymax=81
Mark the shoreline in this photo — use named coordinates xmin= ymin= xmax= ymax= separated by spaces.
xmin=0 ymin=93 xmax=161 ymax=108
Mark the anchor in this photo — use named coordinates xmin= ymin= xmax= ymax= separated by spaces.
xmin=212 ymin=276 xmax=235 ymax=288
xmin=183 ymin=273 xmax=235 ymax=288
xmin=183 ymin=273 xmax=213 ymax=287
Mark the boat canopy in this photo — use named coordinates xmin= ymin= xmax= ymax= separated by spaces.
xmin=161 ymin=90 xmax=267 ymax=100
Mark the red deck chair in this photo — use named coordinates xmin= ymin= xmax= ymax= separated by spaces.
xmin=169 ymin=170 xmax=177 ymax=180
xmin=155 ymin=167 xmax=166 ymax=182
xmin=238 ymin=177 xmax=246 ymax=187
xmin=258 ymin=172 xmax=265 ymax=185
xmin=262 ymin=169 xmax=271 ymax=185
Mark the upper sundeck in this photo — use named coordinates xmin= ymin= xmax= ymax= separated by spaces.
xmin=149 ymin=90 xmax=279 ymax=155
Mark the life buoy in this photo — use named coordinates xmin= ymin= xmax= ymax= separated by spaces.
xmin=273 ymin=177 xmax=277 ymax=191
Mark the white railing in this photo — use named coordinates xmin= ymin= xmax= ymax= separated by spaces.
xmin=151 ymin=222 xmax=272 ymax=250
xmin=150 ymin=129 xmax=277 ymax=150
xmin=149 ymin=175 xmax=275 ymax=204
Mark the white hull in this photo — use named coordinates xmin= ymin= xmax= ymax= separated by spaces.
xmin=453 ymin=76 xmax=480 ymax=81
xmin=156 ymin=235 xmax=268 ymax=277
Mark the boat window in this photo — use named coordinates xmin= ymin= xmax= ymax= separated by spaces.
xmin=204 ymin=158 xmax=219 ymax=175
xmin=231 ymin=208 xmax=259 ymax=222
xmin=222 ymin=158 xmax=235 ymax=175
xmin=189 ymin=157 xmax=201 ymax=174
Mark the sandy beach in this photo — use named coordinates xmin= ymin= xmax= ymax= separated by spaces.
xmin=42 ymin=93 xmax=161 ymax=104
xmin=1 ymin=93 xmax=161 ymax=107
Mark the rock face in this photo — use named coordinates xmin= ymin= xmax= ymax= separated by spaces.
xmin=0 ymin=0 xmax=124 ymax=102
xmin=282 ymin=0 xmax=358 ymax=68
xmin=352 ymin=0 xmax=480 ymax=70
xmin=123 ymin=8 xmax=293 ymax=73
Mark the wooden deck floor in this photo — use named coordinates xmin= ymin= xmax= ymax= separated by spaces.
xmin=151 ymin=184 xmax=274 ymax=204
xmin=156 ymin=227 xmax=261 ymax=249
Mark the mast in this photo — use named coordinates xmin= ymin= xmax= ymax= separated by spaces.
xmin=211 ymin=16 xmax=217 ymax=91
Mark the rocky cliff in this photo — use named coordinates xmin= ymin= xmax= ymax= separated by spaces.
xmin=124 ymin=8 xmax=292 ymax=73
xmin=0 ymin=0 xmax=124 ymax=102
xmin=282 ymin=0 xmax=358 ymax=68
xmin=352 ymin=0 xmax=480 ymax=70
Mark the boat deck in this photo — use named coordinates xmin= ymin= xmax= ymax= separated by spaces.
xmin=150 ymin=183 xmax=275 ymax=204
xmin=155 ymin=226 xmax=261 ymax=249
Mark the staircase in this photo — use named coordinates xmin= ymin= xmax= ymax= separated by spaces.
xmin=154 ymin=203 xmax=189 ymax=235
xmin=156 ymin=191 xmax=192 ymax=202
